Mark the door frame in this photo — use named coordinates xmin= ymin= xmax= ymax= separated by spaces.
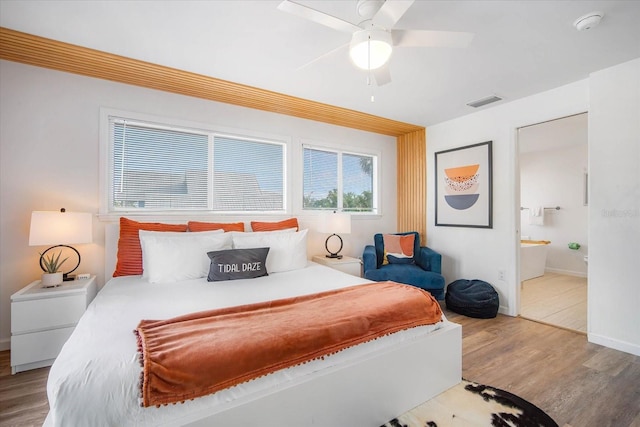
xmin=512 ymin=111 xmax=589 ymax=317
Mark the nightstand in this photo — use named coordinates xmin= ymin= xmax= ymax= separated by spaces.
xmin=312 ymin=255 xmax=362 ymax=277
xmin=11 ymin=275 xmax=97 ymax=374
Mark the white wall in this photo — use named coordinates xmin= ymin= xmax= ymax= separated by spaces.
xmin=426 ymin=79 xmax=589 ymax=316
xmin=520 ymin=144 xmax=588 ymax=277
xmin=588 ymin=58 xmax=640 ymax=356
xmin=427 ymin=58 xmax=640 ymax=356
xmin=0 ymin=60 xmax=397 ymax=349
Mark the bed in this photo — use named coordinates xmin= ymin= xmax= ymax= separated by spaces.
xmin=44 ymin=221 xmax=461 ymax=427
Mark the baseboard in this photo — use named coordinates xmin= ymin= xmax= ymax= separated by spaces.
xmin=0 ymin=337 xmax=10 ymax=352
xmin=499 ymin=305 xmax=514 ymax=317
xmin=588 ymin=332 xmax=640 ymax=357
xmin=544 ymin=267 xmax=587 ymax=278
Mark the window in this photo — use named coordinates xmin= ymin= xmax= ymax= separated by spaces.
xmin=107 ymin=116 xmax=285 ymax=213
xmin=212 ymin=136 xmax=284 ymax=211
xmin=303 ymin=146 xmax=377 ymax=213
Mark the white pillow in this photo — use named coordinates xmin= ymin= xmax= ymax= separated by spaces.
xmin=139 ymin=230 xmax=224 ymax=279
xmin=257 ymin=227 xmax=297 ymax=233
xmin=222 ymin=227 xmax=297 ymax=242
xmin=139 ymin=230 xmax=231 ymax=283
xmin=232 ymin=229 xmax=308 ymax=273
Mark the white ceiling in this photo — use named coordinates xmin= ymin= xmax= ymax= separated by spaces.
xmin=1 ymin=1 xmax=639 ymax=127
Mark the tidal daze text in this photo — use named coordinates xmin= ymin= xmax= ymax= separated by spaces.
xmin=218 ymin=262 xmax=263 ymax=273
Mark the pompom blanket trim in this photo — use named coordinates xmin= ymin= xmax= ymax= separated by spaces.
xmin=134 ymin=281 xmax=442 ymax=407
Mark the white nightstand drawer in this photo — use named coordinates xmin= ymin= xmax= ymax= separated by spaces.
xmin=11 ymin=276 xmax=97 ymax=374
xmin=11 ymin=326 xmax=75 ymax=367
xmin=330 ymin=262 xmax=362 ymax=277
xmin=312 ymin=255 xmax=362 ymax=277
xmin=11 ymin=295 xmax=87 ymax=334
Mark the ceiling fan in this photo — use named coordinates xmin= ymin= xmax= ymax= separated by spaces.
xmin=278 ymin=0 xmax=475 ymax=86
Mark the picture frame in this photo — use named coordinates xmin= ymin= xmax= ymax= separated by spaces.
xmin=435 ymin=140 xmax=493 ymax=228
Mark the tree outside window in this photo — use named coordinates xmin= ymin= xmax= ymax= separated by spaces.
xmin=303 ymin=147 xmax=376 ymax=213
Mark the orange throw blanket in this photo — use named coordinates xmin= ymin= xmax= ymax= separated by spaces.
xmin=134 ymin=281 xmax=442 ymax=407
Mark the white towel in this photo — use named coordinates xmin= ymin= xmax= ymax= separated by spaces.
xmin=529 ymin=206 xmax=545 ymax=225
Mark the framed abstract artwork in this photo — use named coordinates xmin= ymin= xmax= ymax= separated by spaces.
xmin=435 ymin=141 xmax=493 ymax=228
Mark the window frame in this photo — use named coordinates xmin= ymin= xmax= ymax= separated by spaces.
xmin=300 ymin=142 xmax=380 ymax=215
xmin=99 ymin=108 xmax=290 ymax=218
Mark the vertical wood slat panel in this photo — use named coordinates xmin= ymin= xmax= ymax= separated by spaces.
xmin=397 ymin=129 xmax=427 ymax=244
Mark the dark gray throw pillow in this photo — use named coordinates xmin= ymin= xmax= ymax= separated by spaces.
xmin=207 ymin=247 xmax=270 ymax=281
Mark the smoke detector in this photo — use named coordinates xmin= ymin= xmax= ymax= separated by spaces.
xmin=573 ymin=11 xmax=603 ymax=31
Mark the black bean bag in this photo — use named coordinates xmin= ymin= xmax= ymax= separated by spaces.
xmin=445 ymin=279 xmax=499 ymax=318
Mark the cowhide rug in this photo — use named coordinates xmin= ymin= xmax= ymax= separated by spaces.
xmin=382 ymin=380 xmax=558 ymax=427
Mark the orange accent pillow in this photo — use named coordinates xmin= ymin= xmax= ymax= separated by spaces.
xmin=382 ymin=233 xmax=415 ymax=265
xmin=113 ymin=217 xmax=187 ymax=277
xmin=250 ymin=218 xmax=299 ymax=232
xmin=188 ymin=221 xmax=245 ymax=232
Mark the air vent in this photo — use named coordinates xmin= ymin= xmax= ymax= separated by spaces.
xmin=467 ymin=95 xmax=503 ymax=108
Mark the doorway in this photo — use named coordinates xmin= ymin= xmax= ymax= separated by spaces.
xmin=516 ymin=113 xmax=588 ymax=333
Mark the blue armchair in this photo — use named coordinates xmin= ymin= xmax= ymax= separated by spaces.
xmin=362 ymin=232 xmax=445 ymax=300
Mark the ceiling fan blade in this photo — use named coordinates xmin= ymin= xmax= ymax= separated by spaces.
xmin=392 ymin=29 xmax=475 ymax=48
xmin=372 ymin=0 xmax=415 ymax=30
xmin=373 ymin=65 xmax=392 ymax=86
xmin=277 ymin=0 xmax=361 ymax=33
xmin=295 ymin=43 xmax=349 ymax=71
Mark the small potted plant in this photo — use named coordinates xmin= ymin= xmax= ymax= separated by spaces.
xmin=40 ymin=250 xmax=68 ymax=287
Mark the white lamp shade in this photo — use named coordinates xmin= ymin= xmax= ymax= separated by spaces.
xmin=349 ymin=29 xmax=393 ymax=70
xmin=319 ymin=212 xmax=351 ymax=235
xmin=29 ymin=210 xmax=93 ymax=246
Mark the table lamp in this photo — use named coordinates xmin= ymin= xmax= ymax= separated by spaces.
xmin=29 ymin=208 xmax=93 ymax=284
xmin=319 ymin=211 xmax=351 ymax=259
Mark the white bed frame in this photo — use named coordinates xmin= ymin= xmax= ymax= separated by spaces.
xmin=103 ymin=223 xmax=462 ymax=426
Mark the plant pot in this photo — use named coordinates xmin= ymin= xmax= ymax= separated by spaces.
xmin=41 ymin=272 xmax=63 ymax=288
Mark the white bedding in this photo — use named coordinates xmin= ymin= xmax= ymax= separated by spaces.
xmin=45 ymin=262 xmax=447 ymax=427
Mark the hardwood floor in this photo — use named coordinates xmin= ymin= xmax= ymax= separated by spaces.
xmin=1 ymin=309 xmax=638 ymax=427
xmin=521 ymin=272 xmax=588 ymax=333
xmin=445 ymin=308 xmax=640 ymax=427
xmin=0 ymin=352 xmax=49 ymax=427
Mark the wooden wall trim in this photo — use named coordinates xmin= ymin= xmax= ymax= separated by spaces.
xmin=1 ymin=26 xmax=427 ymax=237
xmin=396 ymin=129 xmax=427 ymax=244
xmin=0 ymin=27 xmax=423 ymax=137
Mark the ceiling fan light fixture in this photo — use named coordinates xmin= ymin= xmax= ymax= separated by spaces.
xmin=349 ymin=28 xmax=392 ymax=70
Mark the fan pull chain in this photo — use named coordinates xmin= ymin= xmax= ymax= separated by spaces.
xmin=367 ymin=35 xmax=375 ymax=102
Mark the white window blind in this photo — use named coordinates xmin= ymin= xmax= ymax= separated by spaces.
xmin=342 ymin=152 xmax=375 ymax=212
xmin=303 ymin=146 xmax=376 ymax=213
xmin=113 ymin=121 xmax=209 ymax=210
xmin=303 ymin=148 xmax=338 ymax=209
xmin=110 ymin=118 xmax=285 ymax=213
xmin=213 ymin=136 xmax=284 ymax=211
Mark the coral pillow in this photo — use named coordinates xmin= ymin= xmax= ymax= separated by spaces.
xmin=188 ymin=221 xmax=245 ymax=232
xmin=382 ymin=233 xmax=415 ymax=265
xmin=250 ymin=218 xmax=299 ymax=232
xmin=113 ymin=217 xmax=187 ymax=277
